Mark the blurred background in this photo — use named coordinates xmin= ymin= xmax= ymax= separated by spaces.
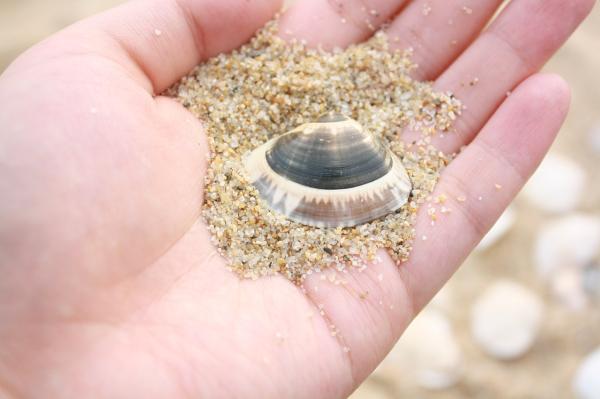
xmin=1 ymin=1 xmax=599 ymax=398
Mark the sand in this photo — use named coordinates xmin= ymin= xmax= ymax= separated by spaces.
xmin=171 ymin=22 xmax=459 ymax=282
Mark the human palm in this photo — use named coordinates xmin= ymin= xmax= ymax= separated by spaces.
xmin=0 ymin=0 xmax=594 ymax=397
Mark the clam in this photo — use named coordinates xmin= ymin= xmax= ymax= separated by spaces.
xmin=244 ymin=113 xmax=412 ymax=228
xmin=378 ymin=308 xmax=463 ymax=390
xmin=470 ymin=280 xmax=543 ymax=360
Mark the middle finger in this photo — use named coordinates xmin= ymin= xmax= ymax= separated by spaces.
xmin=385 ymin=0 xmax=504 ymax=81
xmin=279 ymin=0 xmax=410 ymax=49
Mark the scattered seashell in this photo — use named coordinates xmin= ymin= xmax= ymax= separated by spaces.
xmin=348 ymin=380 xmax=390 ymax=399
xmin=588 ymin=123 xmax=600 ymax=155
xmin=582 ymin=261 xmax=600 ymax=301
xmin=245 ymin=113 xmax=412 ymax=228
xmin=428 ymin=284 xmax=454 ymax=314
xmin=521 ymin=154 xmax=586 ymax=213
xmin=535 ymin=215 xmax=600 ymax=277
xmin=377 ymin=308 xmax=462 ymax=390
xmin=476 ymin=206 xmax=516 ymax=251
xmin=573 ymin=347 xmax=600 ymax=399
xmin=534 ymin=214 xmax=600 ymax=309
xmin=471 ymin=280 xmax=543 ymax=360
xmin=551 ymin=267 xmax=589 ymax=310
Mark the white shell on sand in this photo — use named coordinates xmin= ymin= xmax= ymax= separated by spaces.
xmin=535 ymin=215 xmax=600 ymax=277
xmin=379 ymin=308 xmax=462 ymax=390
xmin=589 ymin=123 xmax=600 ymax=154
xmin=521 ymin=154 xmax=586 ymax=213
xmin=349 ymin=380 xmax=389 ymax=399
xmin=534 ymin=214 xmax=600 ymax=309
xmin=429 ymin=284 xmax=454 ymax=313
xmin=573 ymin=347 xmax=600 ymax=399
xmin=476 ymin=206 xmax=516 ymax=251
xmin=583 ymin=262 xmax=600 ymax=300
xmin=550 ymin=267 xmax=590 ymax=310
xmin=471 ymin=280 xmax=543 ymax=360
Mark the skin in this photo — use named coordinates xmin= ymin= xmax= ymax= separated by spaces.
xmin=0 ymin=0 xmax=595 ymax=397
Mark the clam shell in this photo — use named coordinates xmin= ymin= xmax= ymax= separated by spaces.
xmin=521 ymin=154 xmax=586 ymax=213
xmin=244 ymin=114 xmax=412 ymax=228
xmin=573 ymin=347 xmax=600 ymax=399
xmin=378 ymin=308 xmax=463 ymax=390
xmin=470 ymin=280 xmax=543 ymax=360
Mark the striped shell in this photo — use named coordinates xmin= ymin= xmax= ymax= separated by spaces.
xmin=244 ymin=113 xmax=412 ymax=228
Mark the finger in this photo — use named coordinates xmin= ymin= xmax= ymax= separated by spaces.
xmin=301 ymin=252 xmax=414 ymax=385
xmin=385 ymin=0 xmax=503 ymax=81
xmin=278 ymin=0 xmax=410 ymax=49
xmin=401 ymin=73 xmax=571 ymax=310
xmin=7 ymin=0 xmax=282 ymax=94
xmin=424 ymin=0 xmax=594 ymax=154
xmin=299 ymin=73 xmax=570 ymax=386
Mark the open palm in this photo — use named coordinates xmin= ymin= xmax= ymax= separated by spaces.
xmin=0 ymin=0 xmax=594 ymax=397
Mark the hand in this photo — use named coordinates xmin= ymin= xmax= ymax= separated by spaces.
xmin=0 ymin=0 xmax=593 ymax=397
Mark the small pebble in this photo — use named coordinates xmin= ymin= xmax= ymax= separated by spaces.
xmin=582 ymin=261 xmax=600 ymax=300
xmin=573 ymin=347 xmax=600 ymax=399
xmin=522 ymin=154 xmax=587 ymax=213
xmin=552 ymin=267 xmax=588 ymax=310
xmin=476 ymin=206 xmax=516 ymax=251
xmin=471 ymin=280 xmax=543 ymax=360
xmin=588 ymin=123 xmax=600 ymax=154
xmin=429 ymin=284 xmax=454 ymax=313
xmin=535 ymin=214 xmax=600 ymax=277
xmin=534 ymin=214 xmax=600 ymax=309
xmin=378 ymin=308 xmax=462 ymax=390
xmin=348 ymin=380 xmax=390 ymax=399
